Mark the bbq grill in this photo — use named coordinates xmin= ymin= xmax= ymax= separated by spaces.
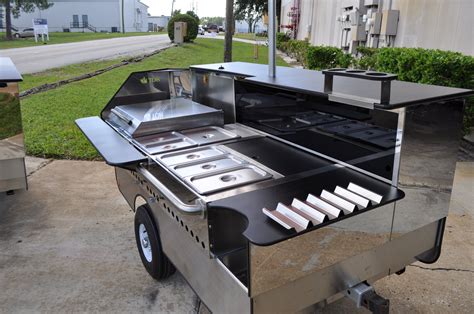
xmin=76 ymin=63 xmax=473 ymax=313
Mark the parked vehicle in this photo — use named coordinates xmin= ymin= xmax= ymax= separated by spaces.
xmin=198 ymin=26 xmax=205 ymax=35
xmin=207 ymin=24 xmax=218 ymax=33
xmin=13 ymin=28 xmax=35 ymax=38
xmin=218 ymin=25 xmax=225 ymax=32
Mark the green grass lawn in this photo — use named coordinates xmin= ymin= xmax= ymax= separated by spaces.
xmin=0 ymin=31 xmax=165 ymax=49
xmin=0 ymin=93 xmax=22 ymax=139
xmin=21 ymin=38 xmax=288 ymax=160
xmin=20 ymin=59 xmax=124 ymax=92
xmin=217 ymin=33 xmax=267 ymax=41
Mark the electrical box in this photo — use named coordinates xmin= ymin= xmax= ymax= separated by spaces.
xmin=349 ymin=11 xmax=360 ymax=26
xmin=371 ymin=11 xmax=382 ymax=34
xmin=380 ymin=10 xmax=399 ymax=36
xmin=174 ymin=22 xmax=187 ymax=44
xmin=351 ymin=24 xmax=367 ymax=41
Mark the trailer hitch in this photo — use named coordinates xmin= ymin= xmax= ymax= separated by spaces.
xmin=345 ymin=282 xmax=390 ymax=314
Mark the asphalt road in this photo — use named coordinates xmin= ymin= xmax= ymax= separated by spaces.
xmin=0 ymin=34 xmax=171 ymax=74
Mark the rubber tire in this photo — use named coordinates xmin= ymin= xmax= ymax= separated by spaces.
xmin=14 ymin=33 xmax=20 ymax=38
xmin=134 ymin=204 xmax=176 ymax=280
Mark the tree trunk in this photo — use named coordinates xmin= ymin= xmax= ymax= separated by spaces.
xmin=5 ymin=1 xmax=12 ymax=40
xmin=224 ymin=0 xmax=233 ymax=62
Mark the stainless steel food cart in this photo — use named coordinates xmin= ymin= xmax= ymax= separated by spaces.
xmin=76 ymin=62 xmax=472 ymax=313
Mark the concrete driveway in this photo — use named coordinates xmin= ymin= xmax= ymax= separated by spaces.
xmin=0 ymin=159 xmax=472 ymax=313
xmin=0 ymin=34 xmax=171 ymax=74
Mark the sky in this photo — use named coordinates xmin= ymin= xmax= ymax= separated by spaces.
xmin=141 ymin=0 xmax=227 ymax=18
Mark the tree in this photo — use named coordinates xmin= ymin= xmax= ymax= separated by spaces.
xmin=199 ymin=16 xmax=224 ymax=27
xmin=171 ymin=9 xmax=181 ymax=17
xmin=167 ymin=14 xmax=198 ymax=42
xmin=185 ymin=10 xmax=199 ymax=25
xmin=234 ymin=0 xmax=282 ymax=33
xmin=1 ymin=0 xmax=53 ymax=40
xmin=224 ymin=0 xmax=233 ymax=62
xmin=234 ymin=0 xmax=266 ymax=33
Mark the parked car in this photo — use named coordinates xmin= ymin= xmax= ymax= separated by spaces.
xmin=218 ymin=25 xmax=225 ymax=32
xmin=207 ymin=24 xmax=218 ymax=33
xmin=198 ymin=26 xmax=205 ymax=35
xmin=14 ymin=28 xmax=35 ymax=38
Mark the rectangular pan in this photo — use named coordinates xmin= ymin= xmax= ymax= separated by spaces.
xmin=143 ymin=137 xmax=197 ymax=154
xmin=136 ymin=131 xmax=183 ymax=146
xmin=294 ymin=113 xmax=343 ymax=126
xmin=157 ymin=146 xmax=226 ymax=166
xmin=172 ymin=155 xmax=245 ymax=178
xmin=181 ymin=126 xmax=240 ymax=145
xmin=185 ymin=165 xmax=272 ymax=195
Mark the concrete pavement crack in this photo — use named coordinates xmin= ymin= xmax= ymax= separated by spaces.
xmin=408 ymin=264 xmax=474 ymax=273
xmin=27 ymin=159 xmax=54 ymax=177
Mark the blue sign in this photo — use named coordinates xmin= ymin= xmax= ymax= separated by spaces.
xmin=33 ymin=18 xmax=48 ymax=25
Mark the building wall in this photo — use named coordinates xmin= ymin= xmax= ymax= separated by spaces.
xmin=8 ymin=0 xmax=120 ymax=32
xmin=5 ymin=0 xmax=152 ymax=33
xmin=147 ymin=16 xmax=169 ymax=31
xmin=122 ymin=0 xmax=149 ymax=32
xmin=281 ymin=0 xmax=473 ymax=55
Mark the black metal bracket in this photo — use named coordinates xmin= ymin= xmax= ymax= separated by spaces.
xmin=416 ymin=217 xmax=446 ymax=264
xmin=323 ymin=68 xmax=397 ymax=107
xmin=361 ymin=290 xmax=390 ymax=314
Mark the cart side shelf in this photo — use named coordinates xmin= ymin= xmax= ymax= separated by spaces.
xmin=208 ymin=166 xmax=404 ymax=247
xmin=75 ymin=116 xmax=146 ymax=167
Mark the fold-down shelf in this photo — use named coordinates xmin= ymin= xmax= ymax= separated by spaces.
xmin=208 ymin=165 xmax=404 ymax=246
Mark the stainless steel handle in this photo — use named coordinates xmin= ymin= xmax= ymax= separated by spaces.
xmin=138 ymin=166 xmax=205 ymax=214
xmin=111 ymin=108 xmax=133 ymax=125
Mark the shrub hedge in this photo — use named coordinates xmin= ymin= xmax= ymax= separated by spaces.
xmin=276 ymin=33 xmax=474 ymax=132
xmin=306 ymin=46 xmax=354 ymax=70
xmin=358 ymin=47 xmax=474 ymax=133
xmin=167 ymin=14 xmax=198 ymax=43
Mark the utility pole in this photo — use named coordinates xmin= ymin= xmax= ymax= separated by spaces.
xmin=171 ymin=0 xmax=175 ymax=16
xmin=224 ymin=0 xmax=233 ymax=62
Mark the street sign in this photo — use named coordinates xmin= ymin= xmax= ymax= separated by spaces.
xmin=33 ymin=18 xmax=49 ymax=42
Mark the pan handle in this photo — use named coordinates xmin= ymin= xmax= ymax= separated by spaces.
xmin=138 ymin=166 xmax=205 ymax=214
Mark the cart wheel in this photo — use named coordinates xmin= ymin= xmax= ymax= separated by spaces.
xmin=134 ymin=204 xmax=176 ymax=280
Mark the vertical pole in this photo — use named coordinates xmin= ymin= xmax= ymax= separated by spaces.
xmin=121 ymin=0 xmax=125 ymax=33
xmin=171 ymin=0 xmax=176 ymax=16
xmin=224 ymin=0 xmax=233 ymax=62
xmin=268 ymin=0 xmax=276 ymax=77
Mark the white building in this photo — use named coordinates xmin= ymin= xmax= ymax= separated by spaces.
xmin=1 ymin=0 xmax=152 ymax=33
xmin=147 ymin=15 xmax=170 ymax=32
xmin=281 ymin=0 xmax=473 ymax=56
